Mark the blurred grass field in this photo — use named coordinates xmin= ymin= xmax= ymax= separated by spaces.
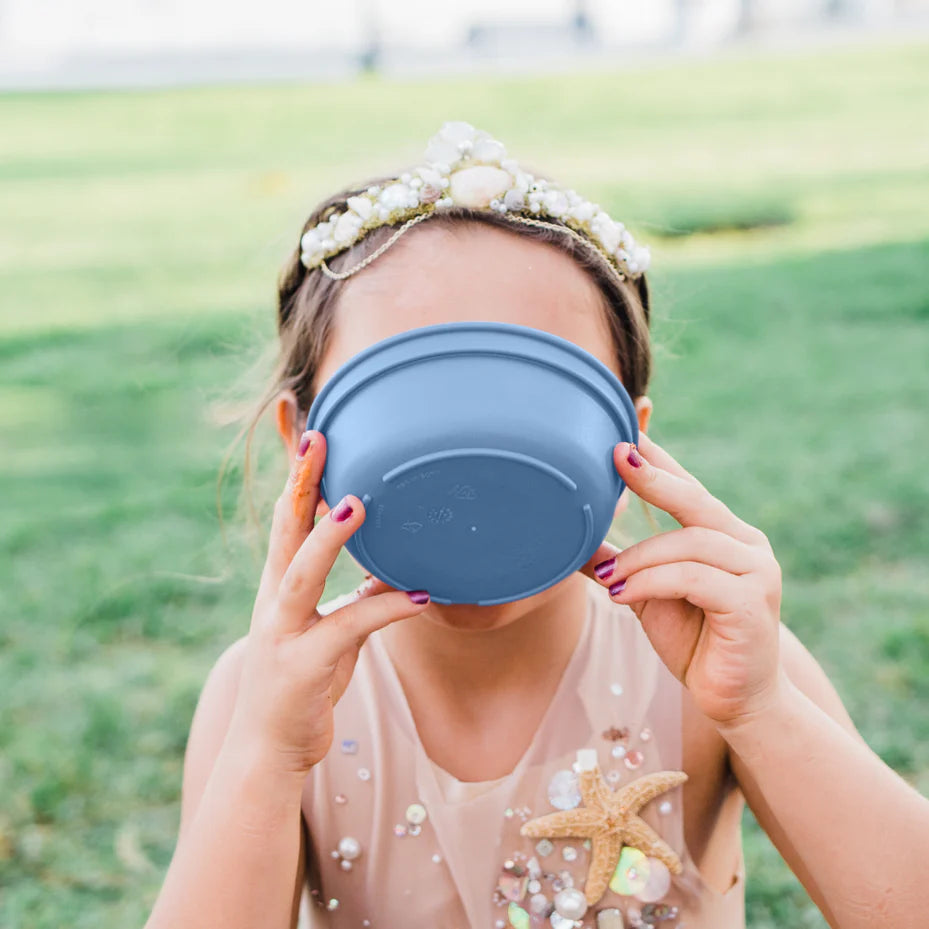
xmin=2 ymin=38 xmax=929 ymax=928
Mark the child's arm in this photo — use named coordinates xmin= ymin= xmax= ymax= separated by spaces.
xmin=719 ymin=631 xmax=929 ymax=929
xmin=144 ymin=637 xmax=309 ymax=929
xmin=144 ymin=430 xmax=431 ymax=929
xmin=584 ymin=431 xmax=929 ymax=928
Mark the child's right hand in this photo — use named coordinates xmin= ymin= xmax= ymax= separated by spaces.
xmin=224 ymin=430 xmax=431 ymax=777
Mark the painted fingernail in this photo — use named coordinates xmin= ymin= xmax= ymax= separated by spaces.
xmin=297 ymin=430 xmax=315 ymax=458
xmin=627 ymin=444 xmax=643 ymax=468
xmin=594 ymin=556 xmax=616 ymax=579
xmin=329 ymin=497 xmax=354 ymax=522
xmin=609 ymin=578 xmax=627 ymax=596
xmin=407 ymin=590 xmax=430 ymax=604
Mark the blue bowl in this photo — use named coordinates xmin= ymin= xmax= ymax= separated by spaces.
xmin=305 ymin=320 xmax=638 ymax=605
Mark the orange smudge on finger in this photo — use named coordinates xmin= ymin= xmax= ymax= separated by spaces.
xmin=291 ymin=451 xmax=317 ymax=523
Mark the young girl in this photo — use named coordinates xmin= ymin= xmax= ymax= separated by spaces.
xmin=144 ymin=122 xmax=929 ymax=929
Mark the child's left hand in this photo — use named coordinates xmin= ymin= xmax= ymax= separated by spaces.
xmin=583 ymin=431 xmax=785 ymax=728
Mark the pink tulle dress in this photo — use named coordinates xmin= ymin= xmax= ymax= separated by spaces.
xmin=297 ymin=576 xmax=745 ymax=928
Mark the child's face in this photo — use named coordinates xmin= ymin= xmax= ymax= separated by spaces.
xmin=283 ymin=220 xmax=651 ymax=525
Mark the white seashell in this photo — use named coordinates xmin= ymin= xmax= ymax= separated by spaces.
xmin=346 ymin=195 xmax=373 ymax=221
xmin=542 ymin=190 xmax=570 ymax=217
xmin=447 ymin=165 xmax=513 ymax=208
xmin=415 ymin=166 xmax=444 ymax=189
xmin=424 ymin=137 xmax=461 ymax=165
xmin=419 ymin=184 xmax=443 ymax=204
xmin=597 ymin=221 xmax=621 ymax=254
xmin=570 ymin=201 xmax=596 ymax=222
xmin=437 ymin=120 xmax=478 ymax=145
xmin=332 ymin=211 xmax=363 ymax=244
xmin=503 ymin=188 xmax=526 ymax=211
xmin=471 ymin=138 xmax=506 ymax=164
xmin=300 ymin=229 xmax=322 ymax=251
xmin=378 ymin=183 xmax=413 ymax=211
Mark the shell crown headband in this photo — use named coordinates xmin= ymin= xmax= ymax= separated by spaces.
xmin=299 ymin=120 xmax=651 ymax=284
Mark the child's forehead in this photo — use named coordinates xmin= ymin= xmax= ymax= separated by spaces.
xmin=313 ymin=222 xmax=621 ymax=388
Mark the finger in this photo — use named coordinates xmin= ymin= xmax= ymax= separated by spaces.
xmin=580 ymin=540 xmax=624 ymax=583
xmin=607 ymin=561 xmax=747 ymax=614
xmin=276 ymin=492 xmax=367 ymax=634
xmin=257 ymin=431 xmax=326 ymax=610
xmin=615 ymin=441 xmax=760 ymax=546
xmin=633 ymin=431 xmax=700 ymax=484
xmin=590 ymin=526 xmax=761 ymax=586
xmin=297 ymin=588 xmax=431 ymax=668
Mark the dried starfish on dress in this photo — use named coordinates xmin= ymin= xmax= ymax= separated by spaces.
xmin=520 ymin=748 xmax=687 ymax=906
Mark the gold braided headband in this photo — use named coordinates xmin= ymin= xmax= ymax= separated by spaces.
xmin=298 ymin=121 xmax=651 ymax=286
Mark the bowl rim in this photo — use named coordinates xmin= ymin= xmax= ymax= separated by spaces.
xmin=306 ymin=319 xmax=639 ymax=439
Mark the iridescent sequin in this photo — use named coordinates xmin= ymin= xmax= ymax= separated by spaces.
xmin=547 ymin=769 xmax=581 ymax=810
xmin=432 ymin=852 xmax=442 ymax=863
xmin=334 ymin=793 xmax=348 ymax=804
xmin=550 ymin=913 xmax=578 ymax=929
xmin=393 ymin=824 xmax=407 ymax=837
xmin=535 ymin=839 xmax=554 ymax=857
xmin=641 ymin=902 xmax=679 ymax=923
xmin=507 ymin=902 xmax=530 ymax=928
xmin=326 ymin=898 xmax=340 ymax=910
xmin=405 ymin=803 xmax=427 ymax=825
xmin=609 ymin=846 xmax=649 ymax=895
xmin=529 ymin=892 xmax=549 ymax=914
xmin=623 ymin=749 xmax=644 ymax=770
xmin=635 ymin=857 xmax=671 ymax=903
xmin=562 ymin=846 xmax=577 ymax=862
xmin=407 ymin=824 xmax=422 ymax=836
xmin=611 ymin=744 xmax=627 ymax=758
xmin=658 ymin=800 xmax=672 ymax=815
xmin=596 ymin=908 xmax=624 ymax=929
xmin=610 ymin=682 xmax=624 ymax=696
xmin=341 ymin=739 xmax=359 ymax=754
xmin=357 ymin=767 xmax=371 ymax=780
xmin=639 ymin=727 xmax=652 ymax=742
xmin=497 ymin=871 xmax=528 ymax=902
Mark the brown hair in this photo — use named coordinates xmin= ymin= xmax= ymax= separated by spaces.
xmin=215 ymin=172 xmax=658 ymax=564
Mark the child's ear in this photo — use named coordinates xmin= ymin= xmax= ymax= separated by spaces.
xmin=612 ymin=396 xmax=652 ymax=520
xmin=634 ymin=394 xmax=653 ymax=435
xmin=275 ymin=389 xmax=302 ymax=459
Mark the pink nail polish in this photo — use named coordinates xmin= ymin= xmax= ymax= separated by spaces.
xmin=298 ymin=431 xmax=314 ymax=458
xmin=594 ymin=556 xmax=616 ymax=579
xmin=330 ymin=498 xmax=353 ymax=522
xmin=609 ymin=578 xmax=627 ymax=596
xmin=627 ymin=444 xmax=643 ymax=468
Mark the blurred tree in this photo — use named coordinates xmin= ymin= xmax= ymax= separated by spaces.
xmin=358 ymin=0 xmax=381 ymax=74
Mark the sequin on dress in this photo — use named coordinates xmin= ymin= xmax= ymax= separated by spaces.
xmin=298 ymin=577 xmax=745 ymax=928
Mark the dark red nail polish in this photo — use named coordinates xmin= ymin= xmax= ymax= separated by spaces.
xmin=609 ymin=578 xmax=627 ymax=596
xmin=594 ymin=556 xmax=616 ymax=579
xmin=627 ymin=444 xmax=643 ymax=468
xmin=407 ymin=590 xmax=430 ymax=604
xmin=298 ymin=431 xmax=314 ymax=458
xmin=330 ymin=498 xmax=353 ymax=522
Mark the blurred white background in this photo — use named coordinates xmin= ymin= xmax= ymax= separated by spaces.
xmin=3 ymin=0 xmax=928 ymax=89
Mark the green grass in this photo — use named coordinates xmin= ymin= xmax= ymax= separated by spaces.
xmin=2 ymin=38 xmax=929 ymax=928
